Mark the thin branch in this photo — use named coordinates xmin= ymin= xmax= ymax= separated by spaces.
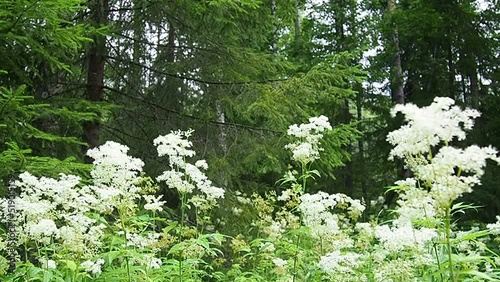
xmin=106 ymin=55 xmax=289 ymax=85
xmin=2 ymin=1 xmax=38 ymax=34
xmin=111 ymin=32 xmax=229 ymax=55
xmin=103 ymin=85 xmax=283 ymax=134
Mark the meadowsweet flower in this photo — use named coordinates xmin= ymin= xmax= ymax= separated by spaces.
xmin=155 ymin=129 xmax=224 ymax=202
xmin=143 ymin=195 xmax=166 ymax=212
xmin=28 ymin=219 xmax=58 ymax=244
xmin=299 ymin=192 xmax=341 ymax=238
xmin=388 ymin=98 xmax=500 ymax=210
xmin=263 ymin=220 xmax=285 ymax=239
xmin=142 ymin=254 xmax=162 ymax=269
xmin=195 ymin=160 xmax=208 ymax=170
xmin=272 ymin=257 xmax=287 ymax=267
xmin=393 ymin=181 xmax=435 ymax=226
xmin=157 ymin=170 xmax=195 ymax=194
xmin=285 ymin=115 xmax=332 ymax=164
xmin=154 ymin=129 xmax=195 ymax=161
xmin=487 ymin=216 xmax=500 ymax=235
xmin=318 ymin=251 xmax=361 ymax=276
xmin=87 ymin=141 xmax=144 ymax=187
xmin=260 ymin=242 xmax=275 ymax=252
xmin=387 ymin=97 xmax=480 ymax=159
xmin=272 ymin=258 xmax=288 ymax=275
xmin=39 ymin=257 xmax=57 ymax=269
xmin=277 ymin=189 xmax=293 ymax=201
xmin=374 ymin=224 xmax=436 ymax=252
xmin=373 ymin=258 xmax=417 ymax=282
xmin=299 ymin=192 xmax=365 ymax=239
xmin=0 ymin=141 xmax=152 ymax=261
xmin=355 ymin=222 xmax=374 ymax=237
xmin=81 ymin=258 xmax=105 ymax=276
xmin=126 ymin=232 xmax=160 ymax=249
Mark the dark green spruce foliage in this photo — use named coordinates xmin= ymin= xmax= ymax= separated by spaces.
xmin=0 ymin=0 xmax=107 ymax=191
xmin=102 ymin=0 xmax=361 ymax=199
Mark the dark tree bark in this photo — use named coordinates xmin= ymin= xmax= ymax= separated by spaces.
xmin=270 ymin=0 xmax=277 ymax=53
xmin=83 ymin=0 xmax=109 ymax=160
xmin=387 ymin=0 xmax=404 ymax=105
xmin=468 ymin=58 xmax=480 ymax=109
xmin=384 ymin=0 xmax=408 ymax=207
xmin=294 ymin=0 xmax=300 ymax=44
xmin=166 ymin=21 xmax=176 ymax=63
xmin=447 ymin=26 xmax=455 ymax=100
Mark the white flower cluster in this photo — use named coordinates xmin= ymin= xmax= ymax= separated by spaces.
xmin=39 ymin=257 xmax=57 ymax=269
xmin=141 ymin=254 xmax=163 ymax=269
xmin=81 ymin=258 xmax=105 ymax=276
xmin=393 ymin=179 xmax=436 ymax=226
xmin=272 ymin=258 xmax=288 ymax=275
xmin=154 ymin=130 xmax=224 ymax=201
xmin=387 ymin=97 xmax=500 ymax=209
xmin=374 ymin=224 xmax=437 ymax=252
xmin=298 ymin=192 xmax=365 ymax=239
xmin=419 ymin=145 xmax=499 ymax=207
xmin=387 ymin=97 xmax=480 ymax=160
xmin=143 ymin=194 xmax=166 ymax=212
xmin=318 ymin=250 xmax=361 ymax=277
xmin=285 ymin=115 xmax=332 ymax=164
xmin=0 ymin=141 xmax=162 ymax=271
xmin=487 ymin=216 xmax=500 ymax=235
xmin=0 ymin=172 xmax=105 ymax=256
xmin=125 ymin=232 xmax=160 ymax=249
xmin=86 ymin=141 xmax=145 ymax=211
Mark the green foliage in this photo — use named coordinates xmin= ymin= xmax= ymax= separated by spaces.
xmin=0 ymin=0 xmax=106 ymax=189
xmin=0 ymin=0 xmax=92 ymax=84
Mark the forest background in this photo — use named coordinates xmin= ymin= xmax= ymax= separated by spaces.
xmin=0 ymin=0 xmax=499 ymax=224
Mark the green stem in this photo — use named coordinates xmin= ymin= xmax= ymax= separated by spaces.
xmin=24 ymin=241 xmax=28 ymax=263
xmin=178 ymin=192 xmax=187 ymax=282
xmin=301 ymin=162 xmax=307 ymax=194
xmin=179 ymin=193 xmax=186 ymax=242
xmin=73 ymin=255 xmax=81 ymax=282
xmin=152 ymin=210 xmax=156 ymax=232
xmin=179 ymin=258 xmax=182 ymax=282
xmin=292 ymin=235 xmax=300 ymax=282
xmin=432 ymin=242 xmax=444 ymax=281
xmin=444 ymin=206 xmax=456 ymax=282
xmin=119 ymin=212 xmax=132 ymax=282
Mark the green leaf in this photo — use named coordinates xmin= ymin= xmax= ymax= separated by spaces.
xmin=59 ymin=260 xmax=77 ymax=272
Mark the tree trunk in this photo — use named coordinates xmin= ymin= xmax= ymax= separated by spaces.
xmin=384 ymin=0 xmax=407 ymax=207
xmin=166 ymin=20 xmax=176 ymax=63
xmin=132 ymin=0 xmax=144 ymax=91
xmin=83 ymin=0 xmax=108 ymax=160
xmin=469 ymin=59 xmax=480 ymax=109
xmin=294 ymin=0 xmax=300 ymax=45
xmin=270 ymin=0 xmax=278 ymax=53
xmin=447 ymin=25 xmax=455 ymax=100
xmin=356 ymin=87 xmax=367 ymax=208
xmin=387 ymin=0 xmax=404 ymax=105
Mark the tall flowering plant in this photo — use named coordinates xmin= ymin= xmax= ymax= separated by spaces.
xmin=284 ymin=115 xmax=332 ymax=194
xmin=387 ymin=97 xmax=500 ymax=281
xmin=153 ymin=129 xmax=225 ymax=281
xmin=0 ymin=141 xmax=170 ymax=280
xmin=154 ymin=129 xmax=224 ymax=230
xmin=260 ymin=115 xmax=367 ymax=281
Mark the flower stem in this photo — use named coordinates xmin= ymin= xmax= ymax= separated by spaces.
xmin=119 ymin=212 xmax=132 ymax=282
xmin=444 ymin=206 xmax=456 ymax=282
xmin=178 ymin=192 xmax=187 ymax=282
xmin=301 ymin=162 xmax=307 ymax=194
xmin=292 ymin=235 xmax=300 ymax=282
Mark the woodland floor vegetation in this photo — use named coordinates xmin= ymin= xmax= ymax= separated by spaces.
xmin=0 ymin=0 xmax=499 ymax=281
